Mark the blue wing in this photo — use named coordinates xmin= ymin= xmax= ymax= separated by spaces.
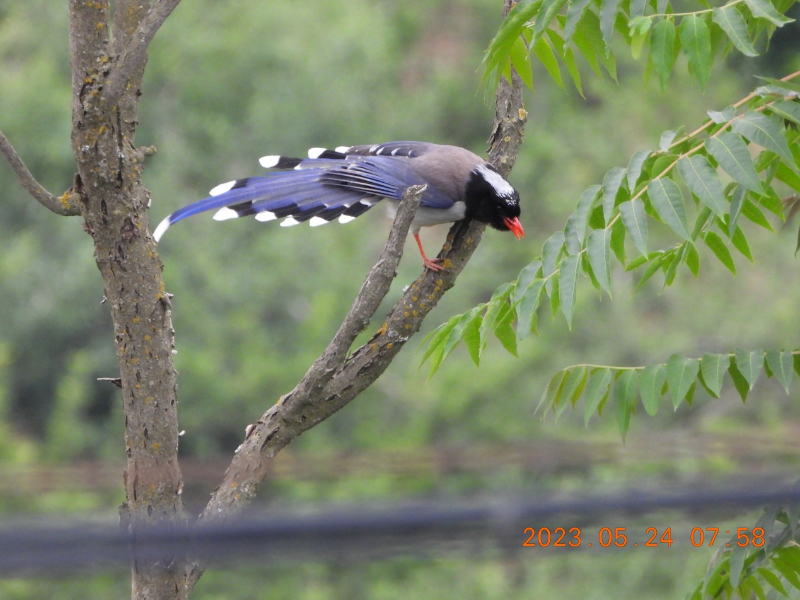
xmin=153 ymin=153 xmax=455 ymax=241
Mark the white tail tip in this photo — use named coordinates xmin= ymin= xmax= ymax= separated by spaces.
xmin=213 ymin=207 xmax=239 ymax=221
xmin=255 ymin=211 xmax=277 ymax=222
xmin=209 ymin=181 xmax=237 ymax=196
xmin=259 ymin=155 xmax=281 ymax=168
xmin=153 ymin=218 xmax=171 ymax=242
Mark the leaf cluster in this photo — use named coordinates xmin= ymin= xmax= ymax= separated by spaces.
xmin=482 ymin=0 xmax=797 ymax=93
xmin=688 ymin=505 xmax=800 ymax=600
xmin=537 ymin=349 xmax=798 ymax=439
xmin=423 ymin=79 xmax=800 ymax=377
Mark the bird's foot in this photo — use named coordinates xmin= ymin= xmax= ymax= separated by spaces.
xmin=422 ymin=257 xmax=444 ymax=272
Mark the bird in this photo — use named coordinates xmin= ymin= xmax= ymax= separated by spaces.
xmin=152 ymin=141 xmax=524 ymax=271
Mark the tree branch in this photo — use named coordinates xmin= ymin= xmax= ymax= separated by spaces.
xmin=183 ymin=8 xmax=525 ymax=595
xmin=0 ymin=129 xmax=80 ymax=216
xmin=104 ymin=0 xmax=183 ymax=107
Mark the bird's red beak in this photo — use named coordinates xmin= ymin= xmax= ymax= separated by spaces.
xmin=503 ymin=216 xmax=525 ymax=240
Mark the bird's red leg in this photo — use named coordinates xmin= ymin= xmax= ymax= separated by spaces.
xmin=414 ymin=233 xmax=444 ymax=272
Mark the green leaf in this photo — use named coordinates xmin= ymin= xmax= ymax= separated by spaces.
xmin=532 ymin=0 xmax=570 ymax=44
xmin=766 ymin=349 xmax=794 ymax=394
xmin=739 ymin=576 xmax=767 ymax=600
xmin=691 ymin=207 xmax=713 ymax=241
xmin=586 ymin=229 xmax=613 ymax=296
xmin=728 ymin=359 xmax=750 ymax=402
xmin=618 ymin=199 xmax=649 ymax=256
xmin=630 ymin=0 xmax=648 ymax=18
xmin=564 ymin=0 xmax=592 ymax=43
xmin=659 ymin=130 xmax=679 ymax=152
xmin=729 ymin=185 xmax=746 ymax=237
xmin=561 ymin=366 xmax=588 ymax=409
xmin=712 ymin=5 xmax=759 ymax=57
xmin=662 ymin=244 xmax=685 ymax=287
xmin=700 ymin=353 xmax=729 ymax=397
xmin=516 ymin=279 xmax=545 ymax=343
xmin=565 ymin=185 xmax=601 ymax=254
xmin=493 ymin=302 xmax=518 ymax=356
xmin=650 ymin=19 xmax=676 ymax=90
xmin=757 ymin=568 xmax=789 ymax=598
xmin=730 ymin=541 xmax=748 ymax=589
xmin=629 ymin=16 xmax=652 ymax=60
xmin=686 ymin=242 xmax=700 ymax=276
xmin=776 ymin=161 xmax=800 ymax=192
xmin=549 ymin=275 xmax=561 ymax=318
xmin=771 ymin=557 xmax=800 ymax=591
xmin=708 ymin=106 xmax=736 ymax=124
xmin=731 ymin=226 xmax=753 ymax=261
xmin=572 ymin=10 xmax=617 ymax=79
xmin=742 ymin=199 xmax=774 ymax=231
xmin=602 ymin=167 xmax=627 ymax=223
xmin=421 ymin=315 xmax=460 ymax=376
xmin=599 ymin=0 xmax=621 ymax=54
xmin=756 ymin=77 xmax=800 ymax=96
xmin=537 ymin=369 xmax=567 ymax=414
xmin=704 ymin=231 xmax=736 ymax=274
xmin=771 ymin=100 xmax=800 ymax=126
xmin=479 ymin=283 xmax=514 ymax=352
xmin=648 ymin=179 xmax=691 ymax=240
xmin=584 ymin=367 xmax=613 ymax=426
xmin=744 ymin=0 xmax=794 ymax=26
xmin=677 ymin=155 xmax=727 ymax=218
xmin=731 ymin=112 xmax=796 ymax=167
xmin=442 ymin=307 xmax=479 ymax=362
xmin=735 ymin=348 xmax=764 ymax=390
xmin=482 ymin=0 xmax=544 ymax=84
xmin=615 ymin=370 xmax=639 ymax=439
xmin=641 ymin=364 xmax=666 ymax=416
xmin=533 ymin=37 xmax=565 ymax=91
xmin=509 ymin=35 xmax=534 ymax=91
xmin=626 ymin=150 xmax=651 ymax=191
xmin=610 ymin=217 xmax=627 ymax=265
xmin=705 ymin=132 xmax=763 ymax=194
xmin=514 ymin=260 xmax=543 ymax=305
xmin=679 ymin=15 xmax=712 ymax=90
xmin=636 ymin=253 xmax=666 ymax=290
xmin=666 ymin=354 xmax=700 ymax=409
xmin=461 ymin=311 xmax=483 ymax=366
xmin=542 ymin=231 xmax=565 ymax=296
xmin=546 ymin=29 xmax=584 ymax=96
xmin=559 ymin=254 xmax=581 ymax=327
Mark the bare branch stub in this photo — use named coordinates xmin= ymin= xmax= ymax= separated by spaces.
xmin=0 ymin=130 xmax=80 ymax=216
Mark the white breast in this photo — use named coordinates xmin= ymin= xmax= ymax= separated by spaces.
xmin=386 ymin=203 xmax=467 ymax=234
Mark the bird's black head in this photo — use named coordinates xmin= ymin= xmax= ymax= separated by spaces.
xmin=464 ymin=164 xmax=524 ymax=239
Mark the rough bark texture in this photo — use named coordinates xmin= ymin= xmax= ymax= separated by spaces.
xmin=67 ymin=1 xmax=185 ymax=598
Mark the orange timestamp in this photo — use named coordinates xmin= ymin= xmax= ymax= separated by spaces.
xmin=522 ymin=527 xmax=766 ymax=548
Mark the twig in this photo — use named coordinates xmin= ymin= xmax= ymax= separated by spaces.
xmin=104 ymin=0 xmax=183 ymax=107
xmin=0 ymin=130 xmax=80 ymax=216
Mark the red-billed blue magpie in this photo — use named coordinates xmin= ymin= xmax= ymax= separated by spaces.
xmin=153 ymin=141 xmax=524 ymax=271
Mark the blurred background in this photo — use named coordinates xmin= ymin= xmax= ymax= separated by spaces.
xmin=0 ymin=0 xmax=799 ymax=597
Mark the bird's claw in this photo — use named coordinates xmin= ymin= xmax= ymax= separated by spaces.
xmin=422 ymin=257 xmax=444 ymax=272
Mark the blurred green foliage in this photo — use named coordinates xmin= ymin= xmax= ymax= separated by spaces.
xmin=0 ymin=0 xmax=799 ymax=597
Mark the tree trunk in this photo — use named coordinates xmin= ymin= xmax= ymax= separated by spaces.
xmin=68 ymin=1 xmax=185 ymax=597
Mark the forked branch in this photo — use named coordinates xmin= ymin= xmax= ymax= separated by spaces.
xmin=104 ymin=0 xmax=184 ymax=107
